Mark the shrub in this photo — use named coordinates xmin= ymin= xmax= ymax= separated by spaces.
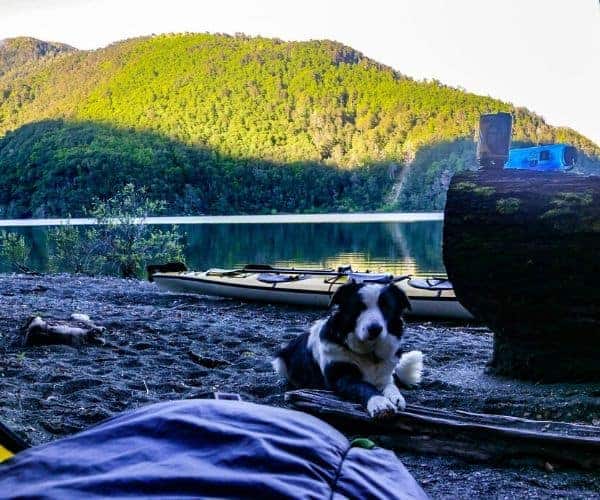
xmin=0 ymin=230 xmax=33 ymax=273
xmin=48 ymin=184 xmax=185 ymax=277
xmin=47 ymin=225 xmax=105 ymax=275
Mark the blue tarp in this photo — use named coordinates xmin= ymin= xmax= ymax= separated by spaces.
xmin=505 ymin=144 xmax=577 ymax=171
xmin=0 ymin=399 xmax=428 ymax=499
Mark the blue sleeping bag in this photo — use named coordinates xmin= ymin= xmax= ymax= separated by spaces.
xmin=0 ymin=399 xmax=427 ymax=499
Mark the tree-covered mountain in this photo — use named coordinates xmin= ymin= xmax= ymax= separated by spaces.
xmin=0 ymin=33 xmax=598 ymax=217
xmin=0 ymin=37 xmax=75 ymax=77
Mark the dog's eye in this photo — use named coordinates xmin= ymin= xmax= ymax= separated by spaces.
xmin=378 ymin=294 xmax=397 ymax=318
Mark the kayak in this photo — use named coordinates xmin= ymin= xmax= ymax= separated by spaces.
xmin=151 ymin=265 xmax=474 ymax=321
xmin=152 ymin=267 xmax=472 ymax=320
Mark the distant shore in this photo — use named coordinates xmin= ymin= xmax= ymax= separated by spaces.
xmin=0 ymin=212 xmax=444 ymax=227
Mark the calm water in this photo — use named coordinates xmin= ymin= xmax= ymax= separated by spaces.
xmin=0 ymin=214 xmax=446 ymax=276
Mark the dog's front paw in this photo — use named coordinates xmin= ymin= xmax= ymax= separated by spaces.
xmin=366 ymin=395 xmax=396 ymax=419
xmin=383 ymin=384 xmax=406 ymax=411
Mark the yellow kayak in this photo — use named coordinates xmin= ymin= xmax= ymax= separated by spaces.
xmin=151 ymin=265 xmax=473 ymax=320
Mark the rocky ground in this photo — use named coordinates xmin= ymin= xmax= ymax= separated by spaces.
xmin=1 ymin=274 xmax=599 ymax=499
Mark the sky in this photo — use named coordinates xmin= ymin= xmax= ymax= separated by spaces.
xmin=1 ymin=0 xmax=599 ymax=145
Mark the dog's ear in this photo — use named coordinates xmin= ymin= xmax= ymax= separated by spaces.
xmin=329 ymin=280 xmax=361 ymax=308
xmin=383 ymin=283 xmax=412 ymax=313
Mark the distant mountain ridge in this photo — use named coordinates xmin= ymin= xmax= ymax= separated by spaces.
xmin=0 ymin=33 xmax=597 ymax=217
xmin=0 ymin=37 xmax=75 ymax=77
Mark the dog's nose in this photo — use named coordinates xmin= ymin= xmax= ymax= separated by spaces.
xmin=367 ymin=323 xmax=383 ymax=340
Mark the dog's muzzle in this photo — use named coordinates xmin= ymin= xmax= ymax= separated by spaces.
xmin=366 ymin=323 xmax=382 ymax=340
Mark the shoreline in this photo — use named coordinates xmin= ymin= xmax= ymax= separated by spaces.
xmin=1 ymin=273 xmax=598 ymax=497
xmin=0 ymin=212 xmax=444 ymax=227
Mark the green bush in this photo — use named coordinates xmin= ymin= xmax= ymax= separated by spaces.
xmin=0 ymin=230 xmax=33 ymax=273
xmin=47 ymin=184 xmax=185 ymax=277
xmin=47 ymin=225 xmax=105 ymax=275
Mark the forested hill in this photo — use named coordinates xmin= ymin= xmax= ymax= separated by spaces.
xmin=0 ymin=37 xmax=75 ymax=77
xmin=0 ymin=34 xmax=598 ymax=217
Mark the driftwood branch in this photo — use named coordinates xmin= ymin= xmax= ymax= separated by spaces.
xmin=285 ymin=389 xmax=600 ymax=469
xmin=21 ymin=314 xmax=106 ymax=347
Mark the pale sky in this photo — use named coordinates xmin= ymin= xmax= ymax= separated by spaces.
xmin=1 ymin=0 xmax=599 ymax=145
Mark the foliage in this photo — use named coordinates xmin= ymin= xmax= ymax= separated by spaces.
xmin=47 ymin=184 xmax=185 ymax=277
xmin=0 ymin=230 xmax=32 ymax=272
xmin=0 ymin=34 xmax=598 ymax=216
xmin=0 ymin=120 xmax=392 ymax=217
xmin=47 ymin=225 xmax=105 ymax=275
xmin=88 ymin=184 xmax=185 ymax=277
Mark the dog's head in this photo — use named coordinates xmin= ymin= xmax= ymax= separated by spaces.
xmin=326 ymin=280 xmax=411 ymax=354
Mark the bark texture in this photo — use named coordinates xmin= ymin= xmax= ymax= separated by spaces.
xmin=286 ymin=389 xmax=600 ymax=469
xmin=443 ymin=170 xmax=600 ymax=380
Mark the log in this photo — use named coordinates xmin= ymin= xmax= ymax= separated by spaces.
xmin=21 ymin=314 xmax=106 ymax=347
xmin=443 ymin=170 xmax=600 ymax=381
xmin=286 ymin=389 xmax=600 ymax=469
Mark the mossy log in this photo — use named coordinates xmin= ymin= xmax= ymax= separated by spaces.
xmin=443 ymin=170 xmax=600 ymax=381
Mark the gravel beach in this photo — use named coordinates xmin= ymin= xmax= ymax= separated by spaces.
xmin=1 ymin=274 xmax=599 ymax=499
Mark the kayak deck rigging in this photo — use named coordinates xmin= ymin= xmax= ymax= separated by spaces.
xmin=150 ymin=264 xmax=474 ymax=321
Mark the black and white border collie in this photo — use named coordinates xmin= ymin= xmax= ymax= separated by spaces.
xmin=273 ymin=280 xmax=423 ymax=418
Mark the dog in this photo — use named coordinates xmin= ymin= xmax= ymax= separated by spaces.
xmin=272 ymin=280 xmax=423 ymax=418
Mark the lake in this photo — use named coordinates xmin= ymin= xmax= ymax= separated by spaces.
xmin=0 ymin=213 xmax=446 ymax=275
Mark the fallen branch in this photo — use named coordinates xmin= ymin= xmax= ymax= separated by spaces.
xmin=285 ymin=389 xmax=600 ymax=469
xmin=21 ymin=314 xmax=106 ymax=347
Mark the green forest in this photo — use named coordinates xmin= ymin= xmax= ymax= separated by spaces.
xmin=0 ymin=34 xmax=598 ymax=217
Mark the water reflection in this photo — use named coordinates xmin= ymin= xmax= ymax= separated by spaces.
xmin=0 ymin=221 xmax=445 ymax=275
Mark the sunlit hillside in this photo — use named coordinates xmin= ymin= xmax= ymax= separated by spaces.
xmin=0 ymin=33 xmax=598 ymax=217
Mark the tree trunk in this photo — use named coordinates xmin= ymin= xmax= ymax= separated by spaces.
xmin=443 ymin=170 xmax=600 ymax=381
